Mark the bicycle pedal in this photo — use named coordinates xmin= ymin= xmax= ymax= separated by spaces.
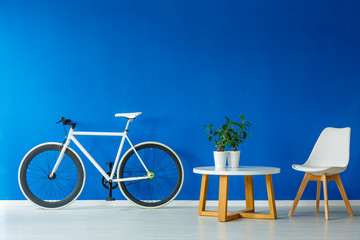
xmin=106 ymin=197 xmax=115 ymax=201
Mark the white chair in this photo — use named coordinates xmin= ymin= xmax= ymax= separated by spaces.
xmin=289 ymin=127 xmax=354 ymax=220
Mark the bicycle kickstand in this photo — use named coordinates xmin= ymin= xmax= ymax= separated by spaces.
xmin=106 ymin=162 xmax=115 ymax=201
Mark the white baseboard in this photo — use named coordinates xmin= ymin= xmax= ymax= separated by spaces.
xmin=168 ymin=200 xmax=360 ymax=207
xmin=1 ymin=200 xmax=360 ymax=207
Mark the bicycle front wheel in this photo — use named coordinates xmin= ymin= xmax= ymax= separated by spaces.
xmin=117 ymin=142 xmax=184 ymax=208
xmin=18 ymin=143 xmax=85 ymax=209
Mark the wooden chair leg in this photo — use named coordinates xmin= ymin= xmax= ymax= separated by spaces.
xmin=334 ymin=174 xmax=354 ymax=216
xmin=322 ymin=174 xmax=329 ymax=220
xmin=289 ymin=173 xmax=311 ymax=216
xmin=316 ymin=180 xmax=321 ymax=213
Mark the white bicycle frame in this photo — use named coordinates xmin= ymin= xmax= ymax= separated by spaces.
xmin=50 ymin=118 xmax=151 ymax=183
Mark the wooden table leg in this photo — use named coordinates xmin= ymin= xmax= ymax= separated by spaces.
xmin=238 ymin=174 xmax=278 ymax=220
xmin=197 ymin=173 xmax=278 ymax=221
xmin=198 ymin=174 xmax=209 ymax=215
xmin=198 ymin=174 xmax=238 ymax=220
xmin=244 ymin=175 xmax=254 ymax=212
xmin=218 ymin=175 xmax=229 ymax=222
xmin=265 ymin=174 xmax=277 ymax=219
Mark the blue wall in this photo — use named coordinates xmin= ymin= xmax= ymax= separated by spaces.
xmin=1 ymin=0 xmax=360 ymax=201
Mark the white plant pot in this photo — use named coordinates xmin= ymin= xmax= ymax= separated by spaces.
xmin=228 ymin=151 xmax=240 ymax=168
xmin=213 ymin=151 xmax=227 ymax=169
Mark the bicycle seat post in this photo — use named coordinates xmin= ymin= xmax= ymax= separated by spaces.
xmin=124 ymin=118 xmax=132 ymax=133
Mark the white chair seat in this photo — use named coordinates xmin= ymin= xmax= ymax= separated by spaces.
xmin=115 ymin=112 xmax=142 ymax=119
xmin=292 ymin=164 xmax=346 ymax=176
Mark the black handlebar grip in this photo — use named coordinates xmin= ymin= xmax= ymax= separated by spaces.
xmin=56 ymin=117 xmax=76 ymax=128
xmin=56 ymin=117 xmax=65 ymax=124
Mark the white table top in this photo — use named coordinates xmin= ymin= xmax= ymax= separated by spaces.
xmin=193 ymin=166 xmax=280 ymax=176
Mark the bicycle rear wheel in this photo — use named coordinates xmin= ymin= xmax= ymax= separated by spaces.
xmin=117 ymin=142 xmax=184 ymax=208
xmin=18 ymin=143 xmax=85 ymax=209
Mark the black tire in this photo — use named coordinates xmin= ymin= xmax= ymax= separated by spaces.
xmin=117 ymin=142 xmax=184 ymax=208
xmin=18 ymin=143 xmax=85 ymax=209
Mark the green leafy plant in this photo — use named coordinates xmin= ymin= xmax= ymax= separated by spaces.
xmin=203 ymin=115 xmax=252 ymax=152
xmin=203 ymin=124 xmax=228 ymax=151
xmin=225 ymin=115 xmax=252 ymax=151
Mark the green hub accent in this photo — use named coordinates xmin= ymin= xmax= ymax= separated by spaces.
xmin=147 ymin=171 xmax=155 ymax=179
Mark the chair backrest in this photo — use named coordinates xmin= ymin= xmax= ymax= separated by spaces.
xmin=304 ymin=127 xmax=351 ymax=168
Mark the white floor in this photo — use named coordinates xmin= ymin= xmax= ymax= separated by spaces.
xmin=1 ymin=201 xmax=359 ymax=240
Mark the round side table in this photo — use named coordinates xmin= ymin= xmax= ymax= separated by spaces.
xmin=193 ymin=166 xmax=280 ymax=222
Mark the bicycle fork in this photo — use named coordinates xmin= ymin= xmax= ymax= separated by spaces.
xmin=49 ymin=127 xmax=74 ymax=178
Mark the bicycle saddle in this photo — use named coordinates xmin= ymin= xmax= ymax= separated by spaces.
xmin=115 ymin=112 xmax=142 ymax=119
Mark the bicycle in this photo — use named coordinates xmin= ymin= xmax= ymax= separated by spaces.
xmin=18 ymin=112 xmax=184 ymax=209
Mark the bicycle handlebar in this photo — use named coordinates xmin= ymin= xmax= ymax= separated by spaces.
xmin=56 ymin=117 xmax=76 ymax=128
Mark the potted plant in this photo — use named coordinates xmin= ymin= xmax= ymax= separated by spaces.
xmin=203 ymin=123 xmax=228 ymax=168
xmin=225 ymin=115 xmax=252 ymax=168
